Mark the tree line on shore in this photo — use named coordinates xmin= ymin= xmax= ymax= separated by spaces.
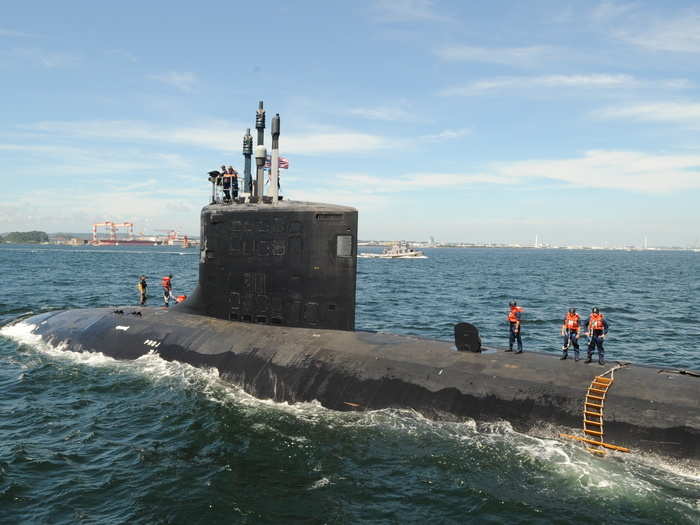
xmin=0 ymin=231 xmax=49 ymax=243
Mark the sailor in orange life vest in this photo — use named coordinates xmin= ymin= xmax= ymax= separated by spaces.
xmin=505 ymin=301 xmax=524 ymax=353
xmin=584 ymin=307 xmax=609 ymax=365
xmin=161 ymin=274 xmax=173 ymax=307
xmin=560 ymin=307 xmax=581 ymax=360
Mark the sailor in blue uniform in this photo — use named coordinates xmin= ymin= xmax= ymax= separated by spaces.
xmin=506 ymin=301 xmax=523 ymax=353
xmin=585 ymin=307 xmax=609 ymax=365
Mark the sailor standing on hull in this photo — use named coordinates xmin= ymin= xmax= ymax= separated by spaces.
xmin=585 ymin=307 xmax=609 ymax=365
xmin=136 ymin=275 xmax=147 ymax=306
xmin=506 ymin=301 xmax=524 ymax=353
xmin=162 ymin=274 xmax=173 ymax=308
xmin=560 ymin=307 xmax=581 ymax=360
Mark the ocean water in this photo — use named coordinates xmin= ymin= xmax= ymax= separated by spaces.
xmin=1 ymin=244 xmax=698 ymax=524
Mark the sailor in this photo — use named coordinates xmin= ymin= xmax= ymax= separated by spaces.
xmin=227 ymin=166 xmax=239 ymax=200
xmin=136 ymin=275 xmax=147 ymax=306
xmin=506 ymin=300 xmax=523 ymax=353
xmin=585 ymin=307 xmax=609 ymax=365
xmin=222 ymin=176 xmax=231 ymax=202
xmin=216 ymin=165 xmax=230 ymax=202
xmin=560 ymin=307 xmax=581 ymax=360
xmin=162 ymin=274 xmax=173 ymax=307
xmin=213 ymin=165 xmax=224 ymax=201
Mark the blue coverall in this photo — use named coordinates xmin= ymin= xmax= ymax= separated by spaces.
xmin=562 ymin=329 xmax=580 ymax=359
xmin=508 ymin=309 xmax=523 ymax=352
xmin=584 ymin=316 xmax=609 ymax=364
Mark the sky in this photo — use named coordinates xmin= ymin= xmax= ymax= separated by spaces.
xmin=1 ymin=0 xmax=700 ymax=247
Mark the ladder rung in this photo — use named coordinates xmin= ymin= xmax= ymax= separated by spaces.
xmin=586 ymin=394 xmax=605 ymax=400
xmin=592 ymin=382 xmax=609 ymax=388
xmin=584 ymin=429 xmax=603 ymax=436
xmin=595 ymin=376 xmax=612 ymax=383
xmin=584 ymin=410 xmax=602 ymax=417
xmin=589 ymin=387 xmax=607 ymax=394
xmin=584 ymin=419 xmax=602 ymax=425
xmin=585 ymin=401 xmax=603 ymax=408
xmin=587 ymin=447 xmax=606 ymax=455
xmin=559 ymin=433 xmax=631 ymax=453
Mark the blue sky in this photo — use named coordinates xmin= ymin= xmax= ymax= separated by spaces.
xmin=1 ymin=1 xmax=700 ymax=246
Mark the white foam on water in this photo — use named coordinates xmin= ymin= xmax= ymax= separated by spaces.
xmin=1 ymin=320 xmax=332 ymax=423
xmin=308 ymin=477 xmax=331 ymax=490
xmin=504 ymin=424 xmax=700 ymax=505
xmin=2 ymin=321 xmax=73 ymax=358
xmin=1 ymin=321 xmax=221 ymax=392
xmin=629 ymin=450 xmax=700 ymax=483
xmin=510 ymin=433 xmax=625 ymax=491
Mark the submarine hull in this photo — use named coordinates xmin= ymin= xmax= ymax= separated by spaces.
xmin=18 ymin=307 xmax=700 ymax=461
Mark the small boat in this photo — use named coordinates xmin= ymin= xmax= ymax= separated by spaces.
xmin=359 ymin=241 xmax=427 ymax=259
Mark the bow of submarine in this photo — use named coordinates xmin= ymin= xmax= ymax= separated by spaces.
xmin=20 ymin=306 xmax=700 ymax=461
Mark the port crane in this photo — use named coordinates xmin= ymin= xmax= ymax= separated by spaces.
xmin=91 ymin=221 xmax=135 ymax=245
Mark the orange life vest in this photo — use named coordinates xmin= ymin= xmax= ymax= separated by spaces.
xmin=589 ymin=313 xmax=605 ymax=330
xmin=565 ymin=312 xmax=580 ymax=330
xmin=507 ymin=306 xmax=523 ymax=323
xmin=161 ymin=276 xmax=172 ymax=289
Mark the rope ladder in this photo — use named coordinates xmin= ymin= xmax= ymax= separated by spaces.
xmin=560 ymin=364 xmax=631 ymax=456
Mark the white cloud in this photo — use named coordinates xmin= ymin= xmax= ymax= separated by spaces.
xmin=0 ymin=186 xmax=205 ymax=234
xmin=13 ymin=122 xmax=700 ymax=196
xmin=614 ymin=9 xmax=700 ymax=53
xmin=400 ymin=172 xmax=510 ymax=187
xmin=1 ymin=48 xmax=80 ymax=68
xmin=0 ymin=143 xmax=83 ymax=154
xmin=148 ymin=71 xmax=198 ymax=92
xmin=594 ymin=101 xmax=700 ymax=125
xmin=25 ymin=120 xmax=249 ymax=152
xmin=372 ymin=0 xmax=448 ymax=22
xmin=591 ymin=2 xmax=638 ymax=22
xmin=434 ymin=45 xmax=560 ymax=66
xmin=0 ymin=28 xmax=37 ymax=38
xmin=23 ymin=119 xmax=394 ymax=155
xmin=105 ymin=49 xmax=138 ymax=63
xmin=335 ymin=173 xmax=384 ymax=187
xmin=495 ymin=150 xmax=700 ymax=192
xmin=348 ymin=106 xmax=414 ymax=122
xmin=420 ymin=128 xmax=470 ymax=141
xmin=287 ymin=187 xmax=387 ymax=211
xmin=334 ymin=171 xmax=506 ymax=192
xmin=284 ymin=132 xmax=391 ymax=153
xmin=334 ymin=150 xmax=700 ymax=194
xmin=661 ymin=78 xmax=695 ymax=89
xmin=0 ymin=146 xmax=205 ymax=232
xmin=0 ymin=142 xmax=192 ymax=176
xmin=438 ymin=74 xmax=690 ymax=96
xmin=587 ymin=4 xmax=700 ymax=53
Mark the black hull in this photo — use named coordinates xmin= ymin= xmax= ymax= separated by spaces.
xmin=17 ymin=307 xmax=700 ymax=461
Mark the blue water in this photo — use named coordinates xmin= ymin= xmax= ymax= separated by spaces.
xmin=357 ymin=247 xmax=700 ymax=369
xmin=1 ymin=244 xmax=699 ymax=524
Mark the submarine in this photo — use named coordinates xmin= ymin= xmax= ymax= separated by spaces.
xmin=11 ymin=102 xmax=700 ymax=462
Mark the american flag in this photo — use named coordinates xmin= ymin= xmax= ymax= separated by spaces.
xmin=265 ymin=155 xmax=289 ymax=169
